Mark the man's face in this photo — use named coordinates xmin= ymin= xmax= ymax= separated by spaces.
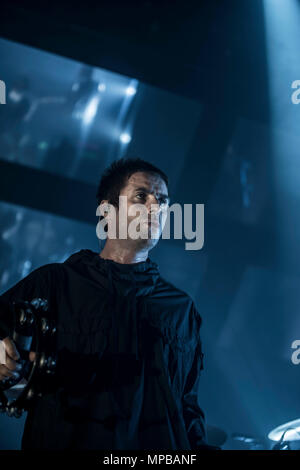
xmin=114 ymin=171 xmax=169 ymax=248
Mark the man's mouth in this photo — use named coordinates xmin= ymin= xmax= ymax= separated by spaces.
xmin=141 ymin=219 xmax=160 ymax=229
xmin=149 ymin=219 xmax=160 ymax=228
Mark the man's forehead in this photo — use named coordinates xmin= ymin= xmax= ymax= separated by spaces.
xmin=125 ymin=171 xmax=168 ymax=193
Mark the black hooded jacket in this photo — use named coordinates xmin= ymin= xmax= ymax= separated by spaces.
xmin=0 ymin=249 xmax=206 ymax=450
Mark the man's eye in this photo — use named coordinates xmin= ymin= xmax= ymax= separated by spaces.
xmin=159 ymin=198 xmax=168 ymax=206
xmin=136 ymin=193 xmax=146 ymax=200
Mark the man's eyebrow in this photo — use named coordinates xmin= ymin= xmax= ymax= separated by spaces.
xmin=134 ymin=186 xmax=169 ymax=200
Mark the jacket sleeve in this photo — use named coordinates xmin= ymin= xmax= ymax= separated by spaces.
xmin=0 ymin=265 xmax=54 ymax=340
xmin=182 ymin=304 xmax=207 ymax=449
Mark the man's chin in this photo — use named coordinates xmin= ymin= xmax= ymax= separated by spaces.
xmin=130 ymin=234 xmax=160 ymax=248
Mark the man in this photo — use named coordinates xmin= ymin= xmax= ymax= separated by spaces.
xmin=0 ymin=157 xmax=206 ymax=450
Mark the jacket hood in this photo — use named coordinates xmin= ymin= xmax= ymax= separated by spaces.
xmin=63 ymin=249 xmax=160 ymax=297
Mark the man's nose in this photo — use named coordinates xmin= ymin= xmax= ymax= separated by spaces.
xmin=147 ymin=199 xmax=161 ymax=216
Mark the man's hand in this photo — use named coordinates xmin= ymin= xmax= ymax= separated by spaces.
xmin=0 ymin=337 xmax=36 ymax=382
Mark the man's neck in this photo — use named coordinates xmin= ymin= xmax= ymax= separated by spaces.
xmin=99 ymin=240 xmax=149 ymax=264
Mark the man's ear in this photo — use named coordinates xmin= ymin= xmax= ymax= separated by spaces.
xmin=100 ymin=199 xmax=110 ymax=215
xmin=98 ymin=199 xmax=110 ymax=233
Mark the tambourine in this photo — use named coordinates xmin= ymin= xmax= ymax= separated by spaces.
xmin=0 ymin=298 xmax=57 ymax=418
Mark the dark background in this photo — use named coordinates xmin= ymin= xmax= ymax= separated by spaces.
xmin=0 ymin=0 xmax=300 ymax=450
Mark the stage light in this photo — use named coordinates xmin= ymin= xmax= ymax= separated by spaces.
xmin=38 ymin=141 xmax=48 ymax=150
xmin=82 ymin=96 xmax=100 ymax=125
xmin=126 ymin=86 xmax=136 ymax=96
xmin=98 ymin=83 xmax=106 ymax=92
xmin=120 ymin=132 xmax=131 ymax=144
xmin=263 ymin=0 xmax=300 ymax=272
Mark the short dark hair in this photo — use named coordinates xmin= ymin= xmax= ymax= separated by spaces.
xmin=96 ymin=157 xmax=169 ymax=208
